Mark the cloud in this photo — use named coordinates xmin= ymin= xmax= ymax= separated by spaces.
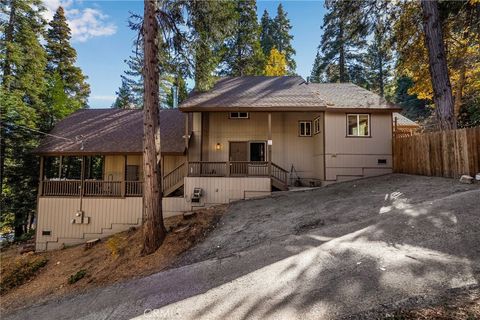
xmin=42 ymin=0 xmax=117 ymax=42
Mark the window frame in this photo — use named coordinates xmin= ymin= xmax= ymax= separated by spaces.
xmin=346 ymin=113 xmax=371 ymax=138
xmin=313 ymin=117 xmax=321 ymax=135
xmin=298 ymin=120 xmax=312 ymax=137
xmin=229 ymin=112 xmax=249 ymax=119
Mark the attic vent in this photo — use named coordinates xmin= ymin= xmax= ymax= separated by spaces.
xmin=42 ymin=230 xmax=51 ymax=236
xmin=378 ymin=159 xmax=387 ymax=165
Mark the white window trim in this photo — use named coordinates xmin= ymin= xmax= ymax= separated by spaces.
xmin=229 ymin=112 xmax=249 ymax=119
xmin=347 ymin=114 xmax=370 ymax=137
xmin=313 ymin=117 xmax=321 ymax=135
xmin=299 ymin=121 xmax=312 ymax=137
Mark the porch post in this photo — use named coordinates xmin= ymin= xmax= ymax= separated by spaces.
xmin=38 ymin=156 xmax=44 ymax=196
xmin=268 ymin=112 xmax=272 ymax=176
xmin=185 ymin=113 xmax=189 ymax=176
xmin=122 ymin=155 xmax=127 ymax=197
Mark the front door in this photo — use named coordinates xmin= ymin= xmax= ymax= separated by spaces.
xmin=229 ymin=142 xmax=248 ymax=175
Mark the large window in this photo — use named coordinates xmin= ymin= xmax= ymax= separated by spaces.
xmin=299 ymin=121 xmax=312 ymax=137
xmin=229 ymin=112 xmax=249 ymax=119
xmin=347 ymin=114 xmax=370 ymax=137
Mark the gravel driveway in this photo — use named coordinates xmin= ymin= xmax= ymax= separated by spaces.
xmin=5 ymin=174 xmax=480 ymax=320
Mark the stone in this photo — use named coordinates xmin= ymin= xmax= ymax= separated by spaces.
xmin=459 ymin=175 xmax=474 ymax=184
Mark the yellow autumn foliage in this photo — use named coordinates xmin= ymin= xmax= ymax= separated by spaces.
xmin=264 ymin=48 xmax=287 ymax=76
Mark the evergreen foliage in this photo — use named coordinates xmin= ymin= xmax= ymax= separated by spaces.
xmin=221 ymin=0 xmax=264 ymax=76
xmin=0 ymin=0 xmax=90 ymax=236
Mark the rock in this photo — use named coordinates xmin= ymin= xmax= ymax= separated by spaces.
xmin=459 ymin=175 xmax=474 ymax=184
xmin=20 ymin=244 xmax=35 ymax=254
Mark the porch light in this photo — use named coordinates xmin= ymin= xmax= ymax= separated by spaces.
xmin=215 ymin=143 xmax=222 ymax=151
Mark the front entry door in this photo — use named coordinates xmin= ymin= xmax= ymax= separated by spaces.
xmin=229 ymin=142 xmax=248 ymax=175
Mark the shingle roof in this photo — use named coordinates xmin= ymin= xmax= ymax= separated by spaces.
xmin=33 ymin=109 xmax=188 ymax=155
xmin=308 ymin=83 xmax=401 ymax=110
xmin=180 ymin=76 xmax=327 ymax=111
xmin=393 ymin=112 xmax=419 ymax=127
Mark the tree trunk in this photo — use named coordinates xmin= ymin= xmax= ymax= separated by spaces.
xmin=142 ymin=0 xmax=166 ymax=255
xmin=2 ymin=0 xmax=15 ymax=89
xmin=421 ymin=0 xmax=455 ymax=130
xmin=338 ymin=24 xmax=346 ymax=82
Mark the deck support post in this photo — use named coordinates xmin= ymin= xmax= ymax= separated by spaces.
xmin=185 ymin=113 xmax=189 ymax=177
xmin=38 ymin=156 xmax=44 ymax=196
xmin=122 ymin=155 xmax=127 ymax=197
xmin=268 ymin=113 xmax=272 ymax=176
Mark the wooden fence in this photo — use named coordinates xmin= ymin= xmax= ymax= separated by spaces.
xmin=393 ymin=127 xmax=480 ymax=178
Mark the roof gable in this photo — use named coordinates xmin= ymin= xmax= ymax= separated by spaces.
xmin=180 ymin=76 xmax=327 ymax=111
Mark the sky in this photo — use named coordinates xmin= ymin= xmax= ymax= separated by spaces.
xmin=43 ymin=0 xmax=326 ymax=108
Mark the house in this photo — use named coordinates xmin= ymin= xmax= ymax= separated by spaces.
xmin=392 ymin=112 xmax=421 ymax=137
xmin=33 ymin=76 xmax=401 ymax=251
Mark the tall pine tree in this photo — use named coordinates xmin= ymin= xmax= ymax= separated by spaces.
xmin=272 ymin=4 xmax=295 ymax=74
xmin=312 ymin=0 xmax=369 ymax=83
xmin=221 ymin=0 xmax=264 ymax=76
xmin=1 ymin=0 xmax=48 ymax=236
xmin=260 ymin=10 xmax=274 ymax=57
xmin=188 ymin=0 xmax=236 ymax=91
xmin=112 ymin=78 xmax=135 ymax=109
xmin=45 ymin=6 xmax=90 ymax=116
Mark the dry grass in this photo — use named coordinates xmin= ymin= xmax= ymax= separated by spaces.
xmin=385 ymin=290 xmax=480 ymax=320
xmin=0 ymin=205 xmax=226 ymax=312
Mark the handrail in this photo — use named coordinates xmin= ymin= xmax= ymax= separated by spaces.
xmin=163 ymin=162 xmax=186 ymax=191
xmin=41 ymin=180 xmax=143 ymax=197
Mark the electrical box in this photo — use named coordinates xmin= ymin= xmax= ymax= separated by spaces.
xmin=191 ymin=187 xmax=202 ymax=203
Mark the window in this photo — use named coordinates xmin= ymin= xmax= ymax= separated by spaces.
xmin=249 ymin=142 xmax=266 ymax=161
xmin=229 ymin=112 xmax=249 ymax=119
xmin=313 ymin=117 xmax=321 ymax=134
xmin=299 ymin=121 xmax=312 ymax=137
xmin=347 ymin=114 xmax=370 ymax=137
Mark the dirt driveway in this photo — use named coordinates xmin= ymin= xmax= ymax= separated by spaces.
xmin=5 ymin=174 xmax=480 ymax=320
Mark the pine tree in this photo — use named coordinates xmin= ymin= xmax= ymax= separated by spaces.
xmin=260 ymin=10 xmax=274 ymax=57
xmin=272 ymin=4 xmax=296 ymax=74
xmin=222 ymin=0 xmax=264 ymax=76
xmin=364 ymin=17 xmax=393 ymax=97
xmin=313 ymin=0 xmax=369 ymax=83
xmin=112 ymin=79 xmax=135 ymax=109
xmin=264 ymin=48 xmax=287 ymax=76
xmin=1 ymin=0 xmax=48 ymax=236
xmin=45 ymin=6 xmax=90 ymax=111
xmin=188 ymin=0 xmax=236 ymax=91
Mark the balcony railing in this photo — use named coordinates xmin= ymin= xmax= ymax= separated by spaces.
xmin=41 ymin=180 xmax=143 ymax=197
xmin=186 ymin=161 xmax=288 ymax=188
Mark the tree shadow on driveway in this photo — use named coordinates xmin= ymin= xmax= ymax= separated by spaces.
xmin=5 ymin=174 xmax=480 ymax=320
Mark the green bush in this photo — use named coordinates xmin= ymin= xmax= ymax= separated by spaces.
xmin=68 ymin=269 xmax=87 ymax=284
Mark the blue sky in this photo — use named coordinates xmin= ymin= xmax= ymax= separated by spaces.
xmin=44 ymin=1 xmax=326 ymax=108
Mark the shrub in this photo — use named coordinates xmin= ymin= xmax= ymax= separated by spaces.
xmin=68 ymin=269 xmax=87 ymax=284
xmin=105 ymin=235 xmax=125 ymax=257
xmin=0 ymin=255 xmax=48 ymax=294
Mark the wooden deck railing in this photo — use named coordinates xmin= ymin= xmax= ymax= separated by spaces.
xmin=186 ymin=161 xmax=288 ymax=186
xmin=41 ymin=180 xmax=143 ymax=197
xmin=163 ymin=162 xmax=186 ymax=192
xmin=42 ymin=180 xmax=82 ymax=196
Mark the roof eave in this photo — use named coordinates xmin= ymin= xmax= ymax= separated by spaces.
xmin=179 ymin=106 xmax=327 ymax=112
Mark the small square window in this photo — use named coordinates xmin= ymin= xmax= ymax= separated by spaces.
xmin=42 ymin=230 xmax=51 ymax=236
xmin=229 ymin=112 xmax=249 ymax=119
xmin=347 ymin=114 xmax=370 ymax=137
xmin=299 ymin=121 xmax=312 ymax=137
